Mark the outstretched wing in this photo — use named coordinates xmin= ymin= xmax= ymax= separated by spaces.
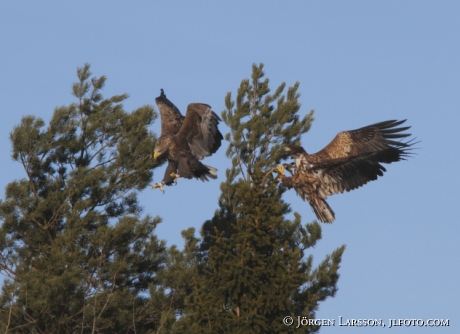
xmin=175 ymin=103 xmax=223 ymax=160
xmin=307 ymin=154 xmax=387 ymax=196
xmin=155 ymin=89 xmax=184 ymax=136
xmin=311 ymin=120 xmax=412 ymax=161
xmin=308 ymin=120 xmax=415 ymax=196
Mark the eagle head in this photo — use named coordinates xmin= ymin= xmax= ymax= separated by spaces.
xmin=284 ymin=144 xmax=307 ymax=156
xmin=153 ymin=136 xmax=171 ymax=160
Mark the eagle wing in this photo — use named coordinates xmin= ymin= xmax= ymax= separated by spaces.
xmin=312 ymin=120 xmax=411 ymax=160
xmin=306 ymin=154 xmax=387 ymax=196
xmin=155 ymin=89 xmax=184 ymax=136
xmin=307 ymin=120 xmax=414 ymax=196
xmin=175 ymin=103 xmax=223 ymax=160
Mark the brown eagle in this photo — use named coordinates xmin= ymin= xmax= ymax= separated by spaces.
xmin=275 ymin=120 xmax=415 ymax=223
xmin=151 ymin=89 xmax=223 ymax=192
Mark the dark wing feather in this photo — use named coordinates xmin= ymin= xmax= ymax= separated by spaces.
xmin=155 ymin=89 xmax=184 ymax=136
xmin=307 ymin=120 xmax=415 ymax=196
xmin=311 ymin=120 xmax=412 ymax=161
xmin=175 ymin=103 xmax=223 ymax=160
xmin=309 ymin=154 xmax=386 ymax=196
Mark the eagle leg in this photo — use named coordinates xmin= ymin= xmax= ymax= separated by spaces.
xmin=261 ymin=164 xmax=294 ymax=186
xmin=170 ymin=172 xmax=180 ymax=185
xmin=151 ymin=182 xmax=165 ymax=193
xmin=284 ymin=164 xmax=294 ymax=175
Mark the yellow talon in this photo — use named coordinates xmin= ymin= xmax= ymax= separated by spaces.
xmin=170 ymin=172 xmax=180 ymax=184
xmin=151 ymin=182 xmax=165 ymax=193
xmin=276 ymin=165 xmax=285 ymax=180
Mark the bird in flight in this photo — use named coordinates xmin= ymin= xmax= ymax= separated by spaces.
xmin=271 ymin=120 xmax=416 ymax=223
xmin=152 ymin=89 xmax=223 ymax=192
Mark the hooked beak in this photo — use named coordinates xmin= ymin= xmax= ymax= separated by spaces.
xmin=284 ymin=146 xmax=291 ymax=152
xmin=153 ymin=152 xmax=161 ymax=160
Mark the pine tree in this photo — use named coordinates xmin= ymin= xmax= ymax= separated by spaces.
xmin=0 ymin=64 xmax=175 ymax=333
xmin=174 ymin=64 xmax=345 ymax=333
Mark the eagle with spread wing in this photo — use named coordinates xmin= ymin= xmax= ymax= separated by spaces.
xmin=275 ymin=120 xmax=415 ymax=223
xmin=151 ymin=89 xmax=223 ymax=192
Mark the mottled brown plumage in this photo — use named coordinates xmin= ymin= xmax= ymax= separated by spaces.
xmin=152 ymin=89 xmax=222 ymax=190
xmin=279 ymin=120 xmax=416 ymax=223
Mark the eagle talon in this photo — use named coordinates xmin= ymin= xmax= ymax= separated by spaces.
xmin=151 ymin=182 xmax=165 ymax=193
xmin=170 ymin=172 xmax=180 ymax=185
xmin=276 ymin=165 xmax=285 ymax=181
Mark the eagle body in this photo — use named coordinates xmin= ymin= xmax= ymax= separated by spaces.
xmin=281 ymin=120 xmax=415 ymax=223
xmin=154 ymin=90 xmax=222 ymax=187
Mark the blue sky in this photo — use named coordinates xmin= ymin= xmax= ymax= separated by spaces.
xmin=1 ymin=1 xmax=459 ymax=332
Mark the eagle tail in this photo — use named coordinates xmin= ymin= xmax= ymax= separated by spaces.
xmin=204 ymin=164 xmax=217 ymax=179
xmin=197 ymin=164 xmax=217 ymax=181
xmin=308 ymin=195 xmax=335 ymax=223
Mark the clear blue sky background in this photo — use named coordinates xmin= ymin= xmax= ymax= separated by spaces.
xmin=1 ymin=1 xmax=459 ymax=332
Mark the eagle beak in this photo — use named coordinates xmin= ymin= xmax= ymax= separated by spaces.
xmin=284 ymin=146 xmax=291 ymax=152
xmin=153 ymin=152 xmax=161 ymax=160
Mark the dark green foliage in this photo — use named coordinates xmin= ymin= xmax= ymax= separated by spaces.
xmin=0 ymin=64 xmax=174 ymax=333
xmin=0 ymin=63 xmax=346 ymax=334
xmin=173 ymin=64 xmax=345 ymax=333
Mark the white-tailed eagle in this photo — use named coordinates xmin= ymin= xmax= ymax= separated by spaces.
xmin=152 ymin=89 xmax=223 ymax=192
xmin=275 ymin=120 xmax=416 ymax=223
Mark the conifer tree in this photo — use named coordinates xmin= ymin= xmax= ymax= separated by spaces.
xmin=0 ymin=64 xmax=174 ymax=333
xmin=174 ymin=64 xmax=345 ymax=333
